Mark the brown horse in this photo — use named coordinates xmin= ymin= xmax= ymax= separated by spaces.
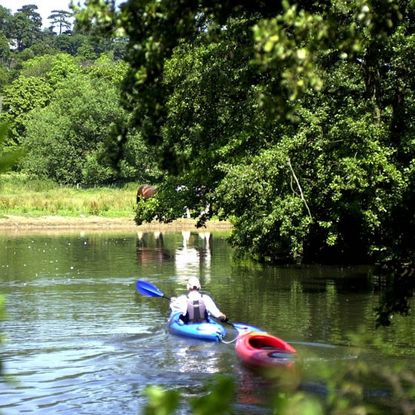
xmin=136 ymin=184 xmax=156 ymax=203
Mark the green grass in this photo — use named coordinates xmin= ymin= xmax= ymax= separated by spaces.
xmin=0 ymin=173 xmax=137 ymax=218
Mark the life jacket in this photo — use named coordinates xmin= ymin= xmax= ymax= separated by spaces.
xmin=185 ymin=293 xmax=208 ymax=323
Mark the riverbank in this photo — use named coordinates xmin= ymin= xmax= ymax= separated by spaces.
xmin=0 ymin=174 xmax=233 ymax=233
xmin=0 ymin=214 xmax=233 ymax=233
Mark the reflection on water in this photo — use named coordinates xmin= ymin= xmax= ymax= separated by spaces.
xmin=0 ymin=230 xmax=414 ymax=414
xmin=136 ymin=230 xmax=213 ymax=287
xmin=174 ymin=231 xmax=212 ymax=285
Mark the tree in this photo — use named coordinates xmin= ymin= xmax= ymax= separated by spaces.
xmin=1 ymin=76 xmax=53 ymax=144
xmin=11 ymin=4 xmax=43 ymax=51
xmin=18 ymin=5 xmax=42 ymax=26
xmin=21 ymin=72 xmax=123 ymax=184
xmin=51 ymin=32 xmax=91 ymax=57
xmin=0 ymin=5 xmax=13 ymax=39
xmin=20 ymin=55 xmax=159 ymax=186
xmin=0 ymin=53 xmax=82 ymax=144
xmin=0 ymin=32 xmax=11 ymax=69
xmin=77 ymin=0 xmax=415 ymax=323
xmin=0 ymin=6 xmax=14 ymax=74
xmin=48 ymin=10 xmax=72 ymax=35
xmin=0 ymin=123 xmax=22 ymax=172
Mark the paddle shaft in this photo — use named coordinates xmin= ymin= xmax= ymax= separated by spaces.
xmin=212 ymin=316 xmax=236 ymax=329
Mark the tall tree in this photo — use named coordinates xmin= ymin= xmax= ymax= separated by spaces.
xmin=48 ymin=10 xmax=72 ymax=35
xmin=11 ymin=4 xmax=42 ymax=51
xmin=0 ymin=5 xmax=13 ymax=38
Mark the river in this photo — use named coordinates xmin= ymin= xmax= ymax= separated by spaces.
xmin=0 ymin=229 xmax=414 ymax=414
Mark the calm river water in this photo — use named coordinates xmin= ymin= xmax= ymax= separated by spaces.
xmin=0 ymin=229 xmax=414 ymax=414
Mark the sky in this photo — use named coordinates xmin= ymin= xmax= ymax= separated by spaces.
xmin=0 ymin=0 xmax=82 ymax=26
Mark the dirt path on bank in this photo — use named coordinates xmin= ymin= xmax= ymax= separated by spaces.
xmin=0 ymin=215 xmax=233 ymax=234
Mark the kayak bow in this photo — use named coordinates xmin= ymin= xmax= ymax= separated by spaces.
xmin=235 ymin=330 xmax=296 ymax=369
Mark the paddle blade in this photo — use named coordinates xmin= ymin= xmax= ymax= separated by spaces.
xmin=136 ymin=279 xmax=166 ymax=298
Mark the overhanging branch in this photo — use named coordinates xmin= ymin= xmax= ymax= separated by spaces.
xmin=288 ymin=157 xmax=312 ymax=220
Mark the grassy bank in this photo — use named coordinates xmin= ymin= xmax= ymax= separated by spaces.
xmin=0 ymin=174 xmax=233 ymax=231
xmin=0 ymin=173 xmax=137 ymax=218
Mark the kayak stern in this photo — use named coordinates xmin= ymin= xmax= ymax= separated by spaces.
xmin=168 ymin=312 xmax=226 ymax=342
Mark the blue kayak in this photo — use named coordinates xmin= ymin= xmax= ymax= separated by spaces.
xmin=167 ymin=312 xmax=226 ymax=342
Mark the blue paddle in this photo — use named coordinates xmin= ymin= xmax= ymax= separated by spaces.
xmin=135 ymin=279 xmax=171 ymax=300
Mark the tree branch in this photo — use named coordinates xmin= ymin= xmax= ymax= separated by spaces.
xmin=287 ymin=157 xmax=312 ymax=220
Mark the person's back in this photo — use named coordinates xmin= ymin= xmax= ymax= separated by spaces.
xmin=184 ymin=289 xmax=208 ymax=323
xmin=169 ymin=277 xmax=227 ymax=324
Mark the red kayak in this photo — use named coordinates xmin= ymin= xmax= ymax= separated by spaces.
xmin=235 ymin=330 xmax=296 ymax=369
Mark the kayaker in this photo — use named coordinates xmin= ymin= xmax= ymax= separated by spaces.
xmin=170 ymin=276 xmax=227 ymax=324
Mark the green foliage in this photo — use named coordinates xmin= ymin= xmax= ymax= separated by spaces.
xmin=0 ymin=123 xmax=22 ymax=172
xmin=162 ymin=16 xmax=262 ymax=169
xmin=0 ymin=32 xmax=12 ymax=71
xmin=252 ymin=1 xmax=326 ymax=110
xmin=116 ymin=1 xmax=414 ymax=266
xmin=83 ymin=52 xmax=127 ymax=84
xmin=0 ymin=48 xmax=157 ymax=186
xmin=36 ymin=53 xmax=80 ymax=87
xmin=21 ymin=71 xmax=123 ymax=185
xmin=143 ymin=375 xmax=235 ymax=415
xmin=2 ymin=52 xmax=153 ymax=187
xmin=1 ymin=76 xmax=53 ymax=144
xmin=134 ymin=180 xmax=188 ymax=225
xmin=216 ymin=145 xmax=312 ymax=261
xmin=190 ymin=375 xmax=235 ymax=415
xmin=143 ymin=386 xmax=180 ymax=415
xmin=0 ymin=1 xmax=125 ymax=81
xmin=273 ymin=393 xmax=324 ymax=415
xmin=12 ymin=5 xmax=43 ymax=51
xmin=1 ymin=54 xmax=81 ymax=145
xmin=311 ymin=328 xmax=415 ymax=414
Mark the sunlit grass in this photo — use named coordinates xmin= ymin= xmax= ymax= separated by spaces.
xmin=0 ymin=173 xmax=137 ymax=217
